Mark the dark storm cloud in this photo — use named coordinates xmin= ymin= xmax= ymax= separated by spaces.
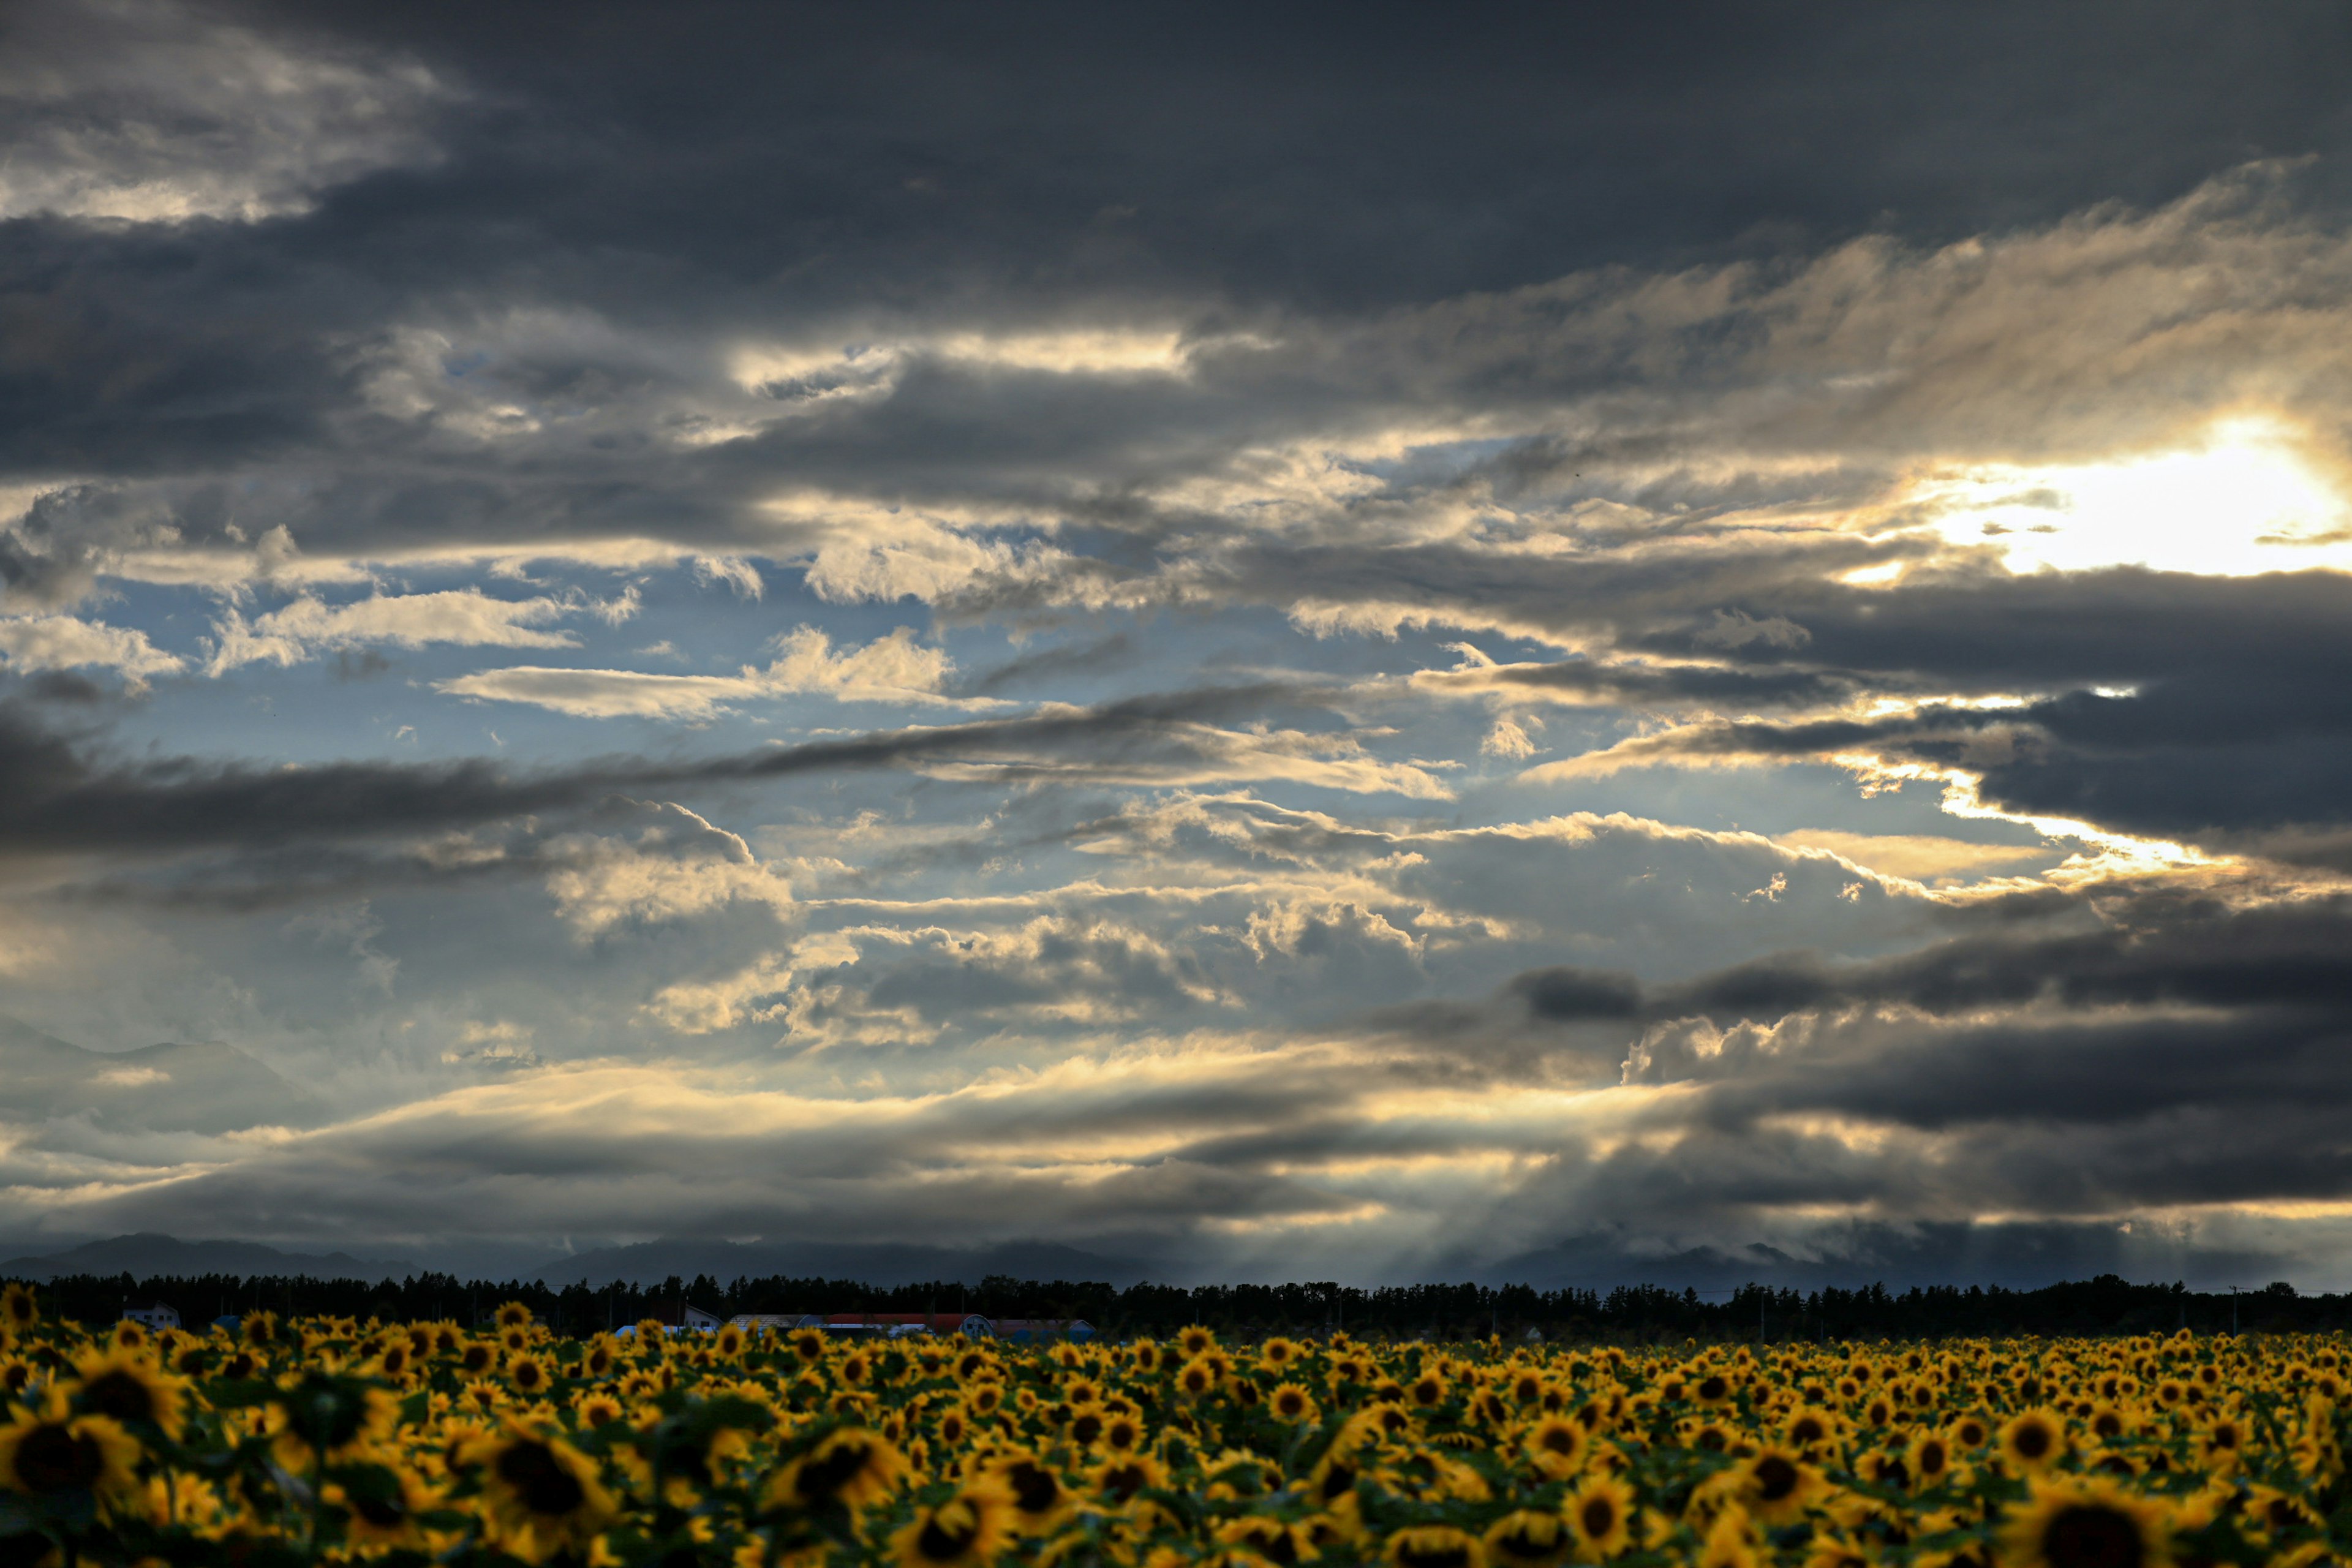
xmin=0 ymin=681 xmax=1320 ymax=859
xmin=233 ymin=0 xmax=2352 ymax=309
xmin=1513 ymin=894 xmax=2352 ymax=1026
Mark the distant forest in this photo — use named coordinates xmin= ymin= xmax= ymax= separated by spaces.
xmin=9 ymin=1269 xmax=2345 ymax=1341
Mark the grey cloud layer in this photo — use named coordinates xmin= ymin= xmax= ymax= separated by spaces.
xmin=3 ymin=1 xmax=2351 ymax=1284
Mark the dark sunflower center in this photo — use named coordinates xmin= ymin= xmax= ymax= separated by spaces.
xmin=1495 ymin=1522 xmax=1558 ymax=1561
xmin=13 ymin=1424 xmax=103 ymax=1493
xmin=1319 ymin=1460 xmax=1356 ymax=1502
xmin=79 ymin=1370 xmax=156 ymax=1425
xmin=1101 ymin=1463 xmax=1147 ymax=1501
xmin=2014 ymin=1424 xmax=2052 ymax=1460
xmin=1395 ymin=1536 xmax=1472 ymax=1568
xmin=794 ymin=1441 xmax=876 ymax=1504
xmin=1919 ymin=1442 xmax=1947 ymax=1474
xmin=1754 ymin=1455 xmax=1800 ymax=1501
xmin=1540 ymin=1427 xmax=1576 ymax=1453
xmin=1698 ymin=1376 xmax=1729 ymax=1401
xmin=1005 ymin=1461 xmax=1060 ymax=1514
xmin=915 ymin=1510 xmax=979 ymax=1562
xmin=1791 ymin=1417 xmax=1823 ymax=1444
xmin=1071 ymin=1413 xmax=1102 ymax=1445
xmin=1580 ymin=1498 xmax=1616 ymax=1537
xmin=2041 ymin=1504 xmax=2144 ymax=1568
xmin=497 ymin=1439 xmax=587 ymax=1517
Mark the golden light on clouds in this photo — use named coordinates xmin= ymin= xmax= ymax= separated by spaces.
xmin=1917 ymin=417 xmax=2352 ymax=576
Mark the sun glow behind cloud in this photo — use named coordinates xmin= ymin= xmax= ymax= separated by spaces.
xmin=1916 ymin=418 xmax=2352 ymax=576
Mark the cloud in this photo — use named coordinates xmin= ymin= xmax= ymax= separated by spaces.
xmin=434 ymin=626 xmax=978 ymax=718
xmin=7 ymin=7 xmax=2352 ymax=1284
xmin=0 ymin=614 xmax=180 ymax=683
xmin=0 ymin=0 xmax=452 ymax=224
xmin=205 ymin=589 xmax=583 ymax=674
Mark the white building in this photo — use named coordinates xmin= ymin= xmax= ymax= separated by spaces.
xmin=123 ymin=1303 xmax=181 ymax=1331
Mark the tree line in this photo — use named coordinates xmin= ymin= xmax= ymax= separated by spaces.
xmin=10 ymin=1268 xmax=2339 ymax=1342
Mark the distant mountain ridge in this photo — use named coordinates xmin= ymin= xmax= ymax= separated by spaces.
xmin=1 ymin=1233 xmax=416 ymax=1284
xmin=0 ymin=1016 xmax=323 ymax=1134
xmin=534 ymin=1237 xmax=1155 ymax=1289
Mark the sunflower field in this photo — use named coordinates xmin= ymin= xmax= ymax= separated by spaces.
xmin=1 ymin=1281 xmax=2346 ymax=1568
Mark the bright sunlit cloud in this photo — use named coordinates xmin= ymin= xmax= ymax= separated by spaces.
xmin=1915 ymin=418 xmax=2352 ymax=576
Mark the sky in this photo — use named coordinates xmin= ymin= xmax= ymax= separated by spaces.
xmin=4 ymin=0 xmax=2352 ymax=1288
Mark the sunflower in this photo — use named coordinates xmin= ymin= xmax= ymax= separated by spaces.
xmin=581 ymin=1335 xmax=619 ymax=1380
xmin=495 ymin=1302 xmax=533 ymax=1330
xmin=465 ymin=1421 xmax=616 ymax=1562
xmin=1732 ymin=1446 xmax=1827 ymax=1525
xmin=1098 ymin=1410 xmax=1145 ymax=1454
xmin=1176 ymin=1363 xmax=1232 ymax=1401
xmin=1219 ymin=1515 xmax=1319 ymax=1565
xmin=326 ymin=1461 xmax=442 ymax=1551
xmin=372 ymin=1341 xmax=413 ymax=1385
xmin=1523 ymin=1415 xmax=1588 ymax=1478
xmin=1387 ymin=1524 xmax=1484 ymax=1568
xmin=1695 ymin=1507 xmax=1761 ymax=1568
xmin=1782 ymin=1407 xmax=1841 ymax=1457
xmin=1177 ymin=1327 xmax=1217 ymax=1359
xmin=981 ymin=1449 xmax=1077 ymax=1534
xmin=1261 ymin=1336 xmax=1302 ymax=1373
xmin=1129 ymin=1340 xmax=1163 ymax=1374
xmin=1950 ymin=1414 xmax=1991 ymax=1450
xmin=1483 ymin=1509 xmax=1569 ymax=1568
xmin=2243 ymin=1484 xmax=2322 ymax=1542
xmin=1566 ymin=1471 xmax=1635 ymax=1560
xmin=1999 ymin=1409 xmax=2068 ymax=1474
xmin=1905 ymin=1430 xmax=1957 ymax=1490
xmin=574 ymin=1392 xmax=625 ymax=1431
xmin=1800 ymin=1533 xmax=1880 ymax=1568
xmin=891 ymin=1486 xmax=1013 ymax=1568
xmin=1307 ymin=1449 xmax=1365 ymax=1511
xmin=268 ymin=1374 xmax=398 ymax=1468
xmin=507 ymin=1353 xmax=554 ymax=1397
xmin=69 ymin=1349 xmax=187 ymax=1439
xmin=1270 ymin=1382 xmax=1320 ymax=1424
xmin=0 ymin=1395 xmax=141 ymax=1510
xmin=764 ymin=1427 xmax=910 ymax=1516
xmin=2000 ymin=1476 xmax=2169 ymax=1568
xmin=1088 ymin=1452 xmax=1167 ymax=1506
xmin=0 ymin=1284 xmax=35 ymax=1333
xmin=2195 ymin=1414 xmax=2245 ymax=1471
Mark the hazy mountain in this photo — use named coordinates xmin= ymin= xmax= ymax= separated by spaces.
xmin=1 ymin=1232 xmax=416 ymax=1283
xmin=535 ymin=1237 xmax=1156 ymax=1289
xmin=0 ymin=1016 xmax=324 ymax=1135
